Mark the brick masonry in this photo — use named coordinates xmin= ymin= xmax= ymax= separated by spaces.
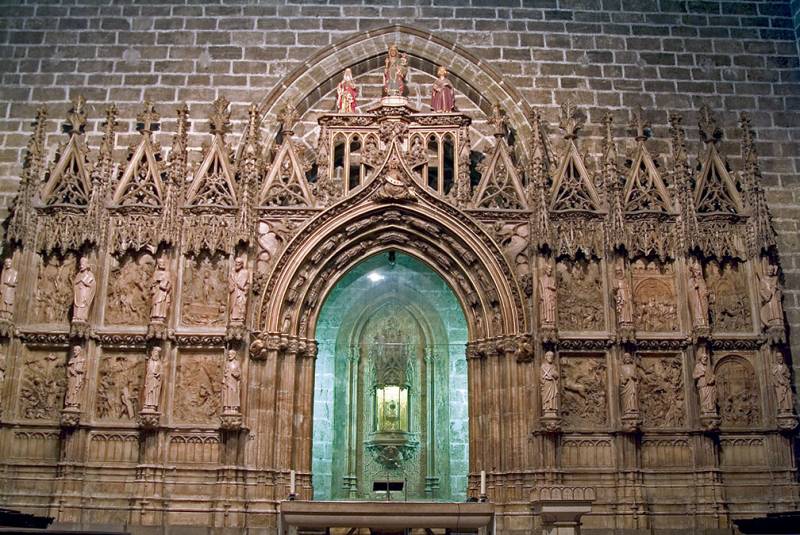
xmin=1 ymin=0 xmax=800 ymax=376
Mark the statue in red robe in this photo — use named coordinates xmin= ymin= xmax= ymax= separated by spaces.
xmin=336 ymin=68 xmax=358 ymax=113
xmin=431 ymin=66 xmax=455 ymax=112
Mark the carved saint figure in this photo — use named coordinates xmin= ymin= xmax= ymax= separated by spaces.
xmin=430 ymin=66 xmax=455 ymax=112
xmin=150 ymin=257 xmax=171 ymax=322
xmin=693 ymin=347 xmax=717 ymax=415
xmin=64 ymin=345 xmax=87 ymax=407
xmin=222 ymin=349 xmax=242 ymax=411
xmin=336 ymin=68 xmax=358 ymax=113
xmin=759 ymin=261 xmax=783 ymax=327
xmin=0 ymin=258 xmax=17 ymax=321
xmin=540 ymin=351 xmax=559 ymax=414
xmin=620 ymin=352 xmax=639 ymax=415
xmin=72 ymin=257 xmax=96 ymax=322
xmin=382 ymin=45 xmax=408 ymax=97
xmin=143 ymin=346 xmax=163 ymax=410
xmin=228 ymin=256 xmax=250 ymax=324
xmin=613 ymin=264 xmax=633 ymax=325
xmin=772 ymin=350 xmax=794 ymax=414
xmin=538 ymin=262 xmax=557 ymax=326
xmin=687 ymin=260 xmax=709 ymax=328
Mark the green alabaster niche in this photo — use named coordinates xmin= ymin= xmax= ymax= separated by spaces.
xmin=313 ymin=251 xmax=468 ymax=501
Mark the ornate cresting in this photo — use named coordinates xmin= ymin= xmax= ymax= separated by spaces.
xmin=0 ymin=35 xmax=797 ymax=532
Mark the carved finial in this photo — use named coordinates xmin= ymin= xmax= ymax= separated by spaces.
xmin=278 ymin=102 xmax=299 ymax=135
xmin=24 ymin=107 xmax=48 ymax=170
xmin=698 ymin=103 xmax=721 ymax=144
xmin=489 ymin=103 xmax=506 ymax=138
xmin=601 ymin=112 xmax=616 ymax=157
xmin=739 ymin=111 xmax=757 ymax=164
xmin=558 ymin=100 xmax=584 ymax=140
xmin=136 ymin=101 xmax=160 ymax=134
xmin=209 ymin=96 xmax=231 ymax=137
xmin=244 ymin=103 xmax=262 ymax=151
xmin=95 ymin=104 xmax=118 ymax=177
xmin=629 ymin=106 xmax=650 ymax=142
xmin=669 ymin=111 xmax=687 ymax=161
xmin=65 ymin=95 xmax=87 ymax=135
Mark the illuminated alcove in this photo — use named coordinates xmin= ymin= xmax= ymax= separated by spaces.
xmin=312 ymin=251 xmax=468 ymax=501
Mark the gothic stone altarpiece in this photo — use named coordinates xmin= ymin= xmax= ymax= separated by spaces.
xmin=0 ymin=39 xmax=797 ymax=535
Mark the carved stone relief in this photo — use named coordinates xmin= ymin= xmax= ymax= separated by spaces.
xmin=493 ymin=222 xmax=531 ymax=296
xmin=182 ymin=253 xmax=227 ymax=327
xmin=638 ymin=354 xmax=685 ymax=427
xmin=716 ymin=356 xmax=760 ymax=427
xmin=173 ymin=351 xmax=221 ymax=424
xmin=706 ymin=260 xmax=751 ymax=332
xmin=34 ymin=253 xmax=75 ymax=323
xmin=559 ymin=354 xmax=608 ymax=427
xmin=106 ymin=252 xmax=155 ymax=325
xmin=95 ymin=352 xmax=144 ymax=420
xmin=19 ymin=350 xmax=66 ymax=420
xmin=556 ymin=257 xmax=604 ymax=331
xmin=631 ymin=258 xmax=678 ymax=332
xmin=256 ymin=218 xmax=296 ymax=276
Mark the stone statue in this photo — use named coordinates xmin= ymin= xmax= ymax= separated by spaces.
xmin=772 ymin=350 xmax=794 ymax=415
xmin=336 ymin=68 xmax=358 ymax=113
xmin=0 ymin=258 xmax=17 ymax=321
xmin=693 ymin=347 xmax=716 ymax=415
xmin=540 ymin=351 xmax=559 ymax=415
xmin=620 ymin=352 xmax=639 ymax=415
xmin=228 ymin=256 xmax=250 ymax=324
xmin=143 ymin=346 xmax=163 ymax=410
xmin=64 ymin=345 xmax=87 ymax=408
xmin=72 ymin=257 xmax=96 ymax=322
xmin=538 ymin=262 xmax=557 ymax=326
xmin=759 ymin=261 xmax=783 ymax=327
xmin=688 ymin=260 xmax=709 ymax=328
xmin=222 ymin=349 xmax=242 ymax=412
xmin=613 ymin=263 xmax=633 ymax=325
xmin=150 ymin=256 xmax=171 ymax=322
xmin=431 ymin=65 xmax=455 ymax=112
xmin=382 ymin=44 xmax=408 ymax=97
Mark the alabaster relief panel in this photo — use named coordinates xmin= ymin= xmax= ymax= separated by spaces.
xmin=716 ymin=355 xmax=760 ymax=427
xmin=638 ymin=354 xmax=685 ymax=427
xmin=105 ymin=251 xmax=155 ymax=325
xmin=18 ymin=348 xmax=67 ymax=420
xmin=33 ymin=253 xmax=75 ymax=324
xmin=173 ymin=351 xmax=221 ymax=424
xmin=559 ymin=354 xmax=608 ymax=427
xmin=641 ymin=438 xmax=691 ymax=467
xmin=560 ymin=438 xmax=613 ymax=467
xmin=631 ymin=258 xmax=678 ymax=333
xmin=181 ymin=253 xmax=228 ymax=327
xmin=88 ymin=433 xmax=139 ymax=463
xmin=556 ymin=257 xmax=604 ymax=331
xmin=95 ymin=351 xmax=144 ymax=421
xmin=705 ymin=260 xmax=752 ymax=333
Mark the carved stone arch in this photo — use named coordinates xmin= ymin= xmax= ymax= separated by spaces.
xmin=249 ymin=25 xmax=532 ymax=161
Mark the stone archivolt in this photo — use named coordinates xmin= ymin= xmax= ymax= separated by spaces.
xmin=0 ymin=49 xmax=796 ymax=533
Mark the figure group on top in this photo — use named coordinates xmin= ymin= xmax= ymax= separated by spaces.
xmin=335 ymin=44 xmax=455 ymax=114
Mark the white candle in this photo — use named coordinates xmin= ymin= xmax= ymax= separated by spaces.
xmin=290 ymin=470 xmax=296 ymax=495
xmin=480 ymin=470 xmax=486 ymax=495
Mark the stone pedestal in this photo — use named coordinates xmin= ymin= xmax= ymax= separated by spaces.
xmin=531 ymin=486 xmax=595 ymax=535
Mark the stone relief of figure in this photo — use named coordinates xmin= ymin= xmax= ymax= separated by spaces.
xmin=64 ymin=345 xmax=87 ymax=408
xmin=143 ymin=346 xmax=163 ymax=411
xmin=538 ymin=261 xmax=557 ymax=326
xmin=620 ymin=352 xmax=639 ymax=415
xmin=336 ymin=68 xmax=358 ymax=113
xmin=540 ymin=351 xmax=559 ymax=415
xmin=613 ymin=262 xmax=633 ymax=325
xmin=0 ymin=258 xmax=17 ymax=321
xmin=228 ymin=256 xmax=250 ymax=324
xmin=72 ymin=257 xmax=96 ymax=323
xmin=772 ymin=350 xmax=794 ymax=415
xmin=150 ymin=256 xmax=172 ymax=323
xmin=759 ymin=261 xmax=783 ymax=327
xmin=431 ymin=65 xmax=455 ymax=112
xmin=383 ymin=44 xmax=408 ymax=97
xmin=687 ymin=259 xmax=710 ymax=328
xmin=693 ymin=346 xmax=717 ymax=415
xmin=222 ymin=349 xmax=242 ymax=412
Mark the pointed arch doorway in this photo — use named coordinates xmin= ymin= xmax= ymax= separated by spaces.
xmin=312 ymin=250 xmax=468 ymax=501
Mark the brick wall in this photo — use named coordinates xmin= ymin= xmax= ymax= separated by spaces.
xmin=1 ymin=0 xmax=800 ymax=361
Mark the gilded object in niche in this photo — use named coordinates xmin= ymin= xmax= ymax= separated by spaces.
xmin=693 ymin=347 xmax=717 ymax=417
xmin=228 ymin=256 xmax=250 ymax=325
xmin=538 ymin=262 xmax=556 ymax=326
xmin=705 ymin=260 xmax=751 ymax=332
xmin=638 ymin=355 xmax=684 ymax=427
xmin=383 ymin=44 xmax=408 ymax=97
xmin=19 ymin=352 xmax=65 ymax=420
xmin=222 ymin=349 xmax=241 ymax=412
xmin=149 ymin=256 xmax=172 ymax=323
xmin=431 ymin=66 xmax=455 ymax=113
xmin=174 ymin=352 xmax=221 ymax=424
xmin=336 ymin=68 xmax=358 ymax=113
xmin=64 ymin=345 xmax=86 ymax=408
xmin=716 ymin=357 xmax=760 ymax=427
xmin=772 ymin=350 xmax=794 ymax=416
xmin=557 ymin=258 xmax=603 ymax=331
xmin=106 ymin=252 xmax=154 ymax=325
xmin=142 ymin=346 xmax=162 ymax=411
xmin=0 ymin=258 xmax=17 ymax=322
xmin=35 ymin=254 xmax=74 ymax=323
xmin=96 ymin=353 xmax=143 ymax=420
xmin=540 ymin=351 xmax=559 ymax=416
xmin=758 ymin=261 xmax=783 ymax=328
xmin=560 ymin=356 xmax=607 ymax=427
xmin=182 ymin=254 xmax=227 ymax=326
xmin=688 ymin=259 xmax=710 ymax=329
